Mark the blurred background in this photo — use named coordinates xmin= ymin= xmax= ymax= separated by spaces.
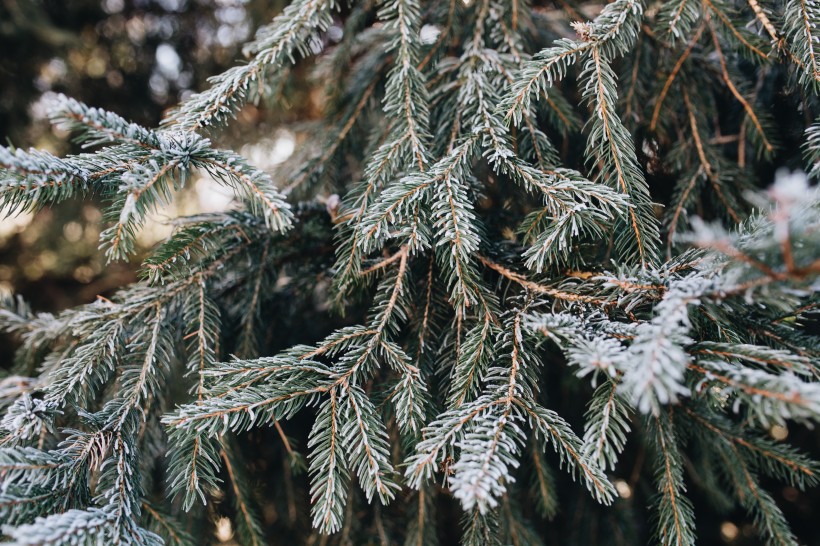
xmin=1 ymin=1 xmax=819 ymax=545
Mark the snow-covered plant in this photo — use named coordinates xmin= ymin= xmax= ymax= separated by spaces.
xmin=1 ymin=0 xmax=819 ymax=544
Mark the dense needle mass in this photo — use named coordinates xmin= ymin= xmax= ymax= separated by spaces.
xmin=1 ymin=1 xmax=820 ymax=544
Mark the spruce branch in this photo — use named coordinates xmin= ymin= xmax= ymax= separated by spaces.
xmin=2 ymin=0 xmax=820 ymax=542
xmin=582 ymin=380 xmax=632 ymax=471
xmin=784 ymin=0 xmax=820 ymax=93
xmin=165 ymin=0 xmax=339 ymax=129
xmin=648 ymin=412 xmax=696 ymax=546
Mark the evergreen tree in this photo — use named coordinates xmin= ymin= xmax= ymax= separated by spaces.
xmin=1 ymin=1 xmax=820 ymax=544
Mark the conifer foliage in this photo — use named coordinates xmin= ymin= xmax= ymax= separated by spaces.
xmin=2 ymin=0 xmax=820 ymax=544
